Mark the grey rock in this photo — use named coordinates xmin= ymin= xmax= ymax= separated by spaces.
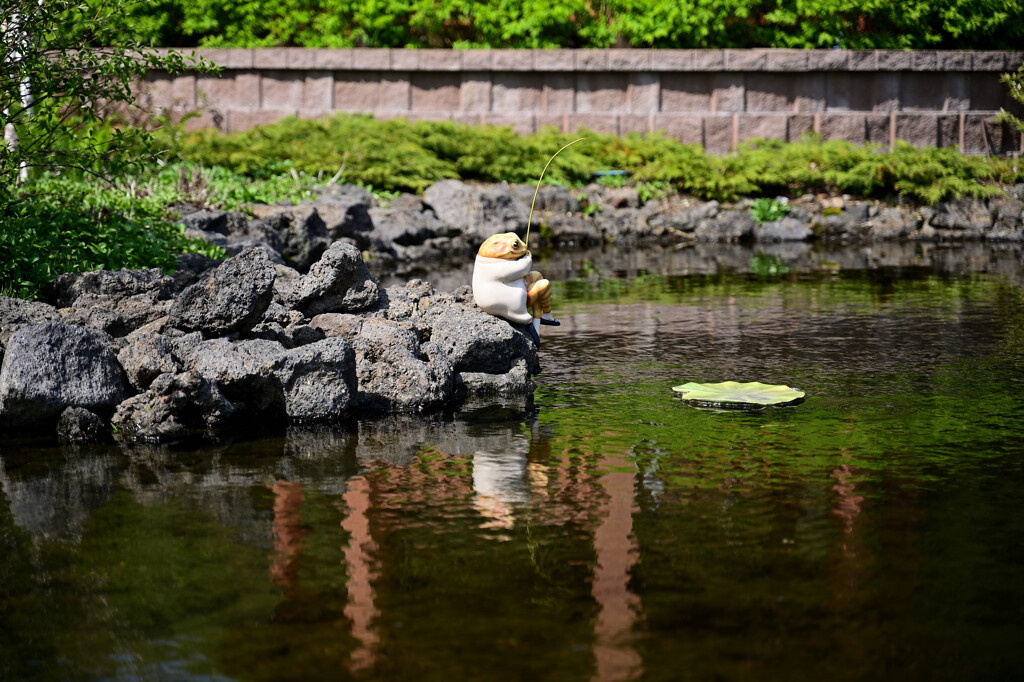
xmin=696 ymin=211 xmax=756 ymax=242
xmin=270 ymin=338 xmax=357 ymax=421
xmin=0 ymin=296 xmax=60 ymax=346
xmin=289 ymin=241 xmax=380 ymax=316
xmin=168 ymin=247 xmax=276 ymax=337
xmin=426 ymin=305 xmax=538 ymax=374
xmin=869 ymin=207 xmax=918 ymax=239
xmin=644 ymin=199 xmax=720 ymax=233
xmin=424 ymin=180 xmax=529 ymax=242
xmin=370 ymin=194 xmax=450 ymax=247
xmin=56 ymin=406 xmax=107 ymax=444
xmin=0 ymin=322 xmax=128 ymax=427
xmin=59 ymin=293 xmax=172 ymax=337
xmin=755 ymin=217 xmax=814 ymax=242
xmin=456 ymin=358 xmax=535 ymax=395
xmin=352 ymin=320 xmax=454 ymax=411
xmin=929 ymin=197 xmax=992 ymax=234
xmin=249 ymin=204 xmax=330 ymax=270
xmin=184 ymin=338 xmax=285 ymax=414
xmin=112 ymin=370 xmax=239 ymax=442
xmin=117 ymin=332 xmax=181 ymax=391
xmin=51 ymin=268 xmax=173 ymax=308
xmin=512 ymin=184 xmax=581 ymax=214
xmin=172 ymin=252 xmax=222 ymax=291
xmin=310 ymin=313 xmax=364 ymax=340
xmin=311 ymin=184 xmax=375 ymax=242
xmin=543 ymin=213 xmax=603 ymax=247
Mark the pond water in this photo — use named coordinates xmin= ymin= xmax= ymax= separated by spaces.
xmin=2 ymin=244 xmax=1023 ymax=681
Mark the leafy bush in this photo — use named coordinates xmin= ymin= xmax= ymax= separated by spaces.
xmin=81 ymin=0 xmax=1024 ymax=50
xmin=175 ymin=114 xmax=1022 ymax=204
xmin=750 ymin=197 xmax=791 ymax=224
xmin=0 ymin=178 xmax=222 ymax=300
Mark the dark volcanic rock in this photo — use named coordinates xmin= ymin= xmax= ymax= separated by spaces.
xmin=352 ymin=319 xmax=454 ymax=411
xmin=117 ymin=332 xmax=182 ymax=391
xmin=112 ymin=370 xmax=239 ymax=442
xmin=57 ymin=406 xmax=107 ymax=444
xmin=289 ymin=241 xmax=380 ymax=316
xmin=270 ymin=338 xmax=357 ymax=421
xmin=0 ymin=322 xmax=128 ymax=427
xmin=51 ymin=268 xmax=174 ymax=308
xmin=169 ymin=248 xmax=276 ymax=337
xmin=755 ymin=217 xmax=814 ymax=242
xmin=427 ymin=305 xmax=537 ymax=375
xmin=0 ymin=296 xmax=61 ymax=346
xmin=424 ymin=180 xmax=529 ymax=243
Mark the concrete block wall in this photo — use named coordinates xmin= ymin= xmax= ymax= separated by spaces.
xmin=140 ymin=48 xmax=1024 ymax=154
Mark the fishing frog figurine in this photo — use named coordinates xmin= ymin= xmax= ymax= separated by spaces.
xmin=472 ymin=232 xmax=558 ymax=347
xmin=471 ymin=138 xmax=583 ymax=347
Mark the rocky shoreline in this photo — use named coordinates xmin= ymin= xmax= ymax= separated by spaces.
xmin=1 ymin=180 xmax=1022 ymax=445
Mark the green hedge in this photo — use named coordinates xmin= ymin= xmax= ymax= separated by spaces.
xmin=90 ymin=0 xmax=1024 ymax=50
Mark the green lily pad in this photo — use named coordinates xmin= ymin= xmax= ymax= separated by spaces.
xmin=671 ymin=381 xmax=805 ymax=410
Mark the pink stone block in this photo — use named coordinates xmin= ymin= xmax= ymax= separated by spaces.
xmin=453 ymin=113 xmax=485 ymax=126
xmin=937 ymin=114 xmax=960 ymax=148
xmin=866 ymin=113 xmax=891 ymax=145
xmin=767 ymin=50 xmax=808 ymax=71
xmin=937 ymin=51 xmax=971 ymax=71
xmin=737 ymin=114 xmax=787 ymax=142
xmin=726 ymin=49 xmax=768 ymax=71
xmin=229 ymin=109 xmax=295 ymax=132
xmin=380 ymin=74 xmax=412 ymax=110
xmin=576 ymin=74 xmax=629 ymax=113
xmin=710 ymin=74 xmax=744 ymax=113
xmin=460 ymin=50 xmax=493 ymax=71
xmin=692 ymin=50 xmax=725 ymax=71
xmin=314 ymin=50 xmax=353 ymax=69
xmin=913 ymin=51 xmax=939 ymax=71
xmin=482 ymin=112 xmax=537 ymax=134
xmin=334 ymin=73 xmax=380 ymax=111
xmin=544 ymin=74 xmax=575 ymax=111
xmin=795 ymin=74 xmax=826 ymax=112
xmin=815 ymin=50 xmax=850 ymax=71
xmin=895 ymin=113 xmax=939 ymax=146
xmin=745 ymin=74 xmax=796 ymax=112
xmin=262 ymin=70 xmax=305 ymax=109
xmin=651 ymin=50 xmax=694 ymax=72
xmin=535 ymin=50 xmax=575 ymax=71
xmin=872 ymin=73 xmax=901 ymax=112
xmin=577 ymin=50 xmax=608 ymax=71
xmin=421 ymin=49 xmax=462 ymax=71
xmin=652 ymin=114 xmax=703 ymax=145
xmin=660 ymin=74 xmax=712 ymax=112
xmin=172 ymin=75 xmax=197 ymax=108
xmin=304 ymin=73 xmax=334 ymax=110
xmin=197 ymin=75 xmax=234 ymax=110
xmin=411 ymin=73 xmax=459 ymax=111
xmin=963 ymin=115 xmax=1019 ymax=155
xmin=535 ymin=113 xmax=568 ymax=132
xmin=848 ymin=51 xmax=877 ymax=71
xmin=286 ymin=48 xmax=317 ymax=69
xmin=492 ymin=73 xmax=543 ymax=112
xmin=492 ymin=50 xmax=533 ymax=71
xmin=608 ymin=49 xmax=651 ymax=71
xmin=183 ymin=110 xmax=224 ymax=132
xmin=703 ymin=114 xmax=734 ymax=153
xmin=391 ymin=49 xmax=420 ymax=70
xmin=877 ymin=51 xmax=912 ymax=71
xmin=567 ymin=113 xmax=619 ymax=134
xmin=973 ymin=51 xmax=1008 ymax=70
xmin=460 ymin=75 xmax=492 ymax=112
xmin=234 ymin=72 xmax=261 ymax=109
xmin=970 ymin=74 xmax=1011 ymax=110
xmin=628 ymin=73 xmax=659 ymax=114
xmin=825 ymin=73 xmax=873 ymax=111
xmin=620 ymin=114 xmax=651 ymax=135
xmin=819 ymin=113 xmax=866 ymax=142
xmin=140 ymin=73 xmax=173 ymax=111
xmin=787 ymin=114 xmax=816 ymax=141
xmin=352 ymin=49 xmax=390 ymax=70
xmin=252 ymin=48 xmax=291 ymax=69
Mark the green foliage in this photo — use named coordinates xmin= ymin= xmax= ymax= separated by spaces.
xmin=750 ymin=197 xmax=792 ymax=224
xmin=175 ymin=114 xmax=1021 ymax=204
xmin=0 ymin=177 xmax=223 ymax=300
xmin=77 ymin=0 xmax=1024 ymax=50
xmin=995 ymin=62 xmax=1024 ymax=136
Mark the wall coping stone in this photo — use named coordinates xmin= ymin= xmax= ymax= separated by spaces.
xmin=159 ymin=48 xmax=1024 ymax=73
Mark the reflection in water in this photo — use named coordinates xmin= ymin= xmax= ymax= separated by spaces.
xmin=591 ymin=452 xmax=642 ymax=682
xmin=1 ymin=263 xmax=1023 ymax=680
xmin=340 ymin=475 xmax=379 ymax=672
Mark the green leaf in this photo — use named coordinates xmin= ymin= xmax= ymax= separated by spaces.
xmin=671 ymin=381 xmax=806 ymax=409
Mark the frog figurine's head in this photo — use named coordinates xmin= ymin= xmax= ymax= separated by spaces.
xmin=477 ymin=232 xmax=529 ymax=260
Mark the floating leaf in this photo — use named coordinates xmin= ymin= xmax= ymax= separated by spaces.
xmin=672 ymin=381 xmax=805 ymax=410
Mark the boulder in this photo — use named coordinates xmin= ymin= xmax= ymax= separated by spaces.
xmin=168 ymin=247 xmax=276 ymax=337
xmin=117 ymin=332 xmax=181 ymax=391
xmin=426 ymin=305 xmax=537 ymax=374
xmin=51 ymin=267 xmax=173 ymax=307
xmin=696 ymin=210 xmax=756 ymax=242
xmin=0 ymin=296 xmax=60 ymax=346
xmin=56 ymin=406 xmax=108 ymax=444
xmin=288 ymin=241 xmax=380 ymax=316
xmin=456 ymin=358 xmax=535 ymax=395
xmin=424 ymin=179 xmax=529 ymax=243
xmin=248 ymin=204 xmax=331 ymax=270
xmin=0 ymin=322 xmax=128 ymax=427
xmin=755 ymin=217 xmax=814 ymax=242
xmin=112 ymin=370 xmax=239 ymax=442
xmin=270 ymin=338 xmax=358 ymax=421
xmin=182 ymin=338 xmax=285 ymax=414
xmin=352 ymin=319 xmax=454 ymax=411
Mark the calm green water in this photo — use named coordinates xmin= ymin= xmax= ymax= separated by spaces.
xmin=3 ymin=247 xmax=1024 ymax=681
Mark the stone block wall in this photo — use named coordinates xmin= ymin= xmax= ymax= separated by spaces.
xmin=140 ymin=48 xmax=1024 ymax=154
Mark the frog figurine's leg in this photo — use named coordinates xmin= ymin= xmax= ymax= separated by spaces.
xmin=525 ymin=271 xmax=560 ymax=329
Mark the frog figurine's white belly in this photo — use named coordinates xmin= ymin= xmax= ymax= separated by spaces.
xmin=472 ymin=253 xmax=534 ymax=325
